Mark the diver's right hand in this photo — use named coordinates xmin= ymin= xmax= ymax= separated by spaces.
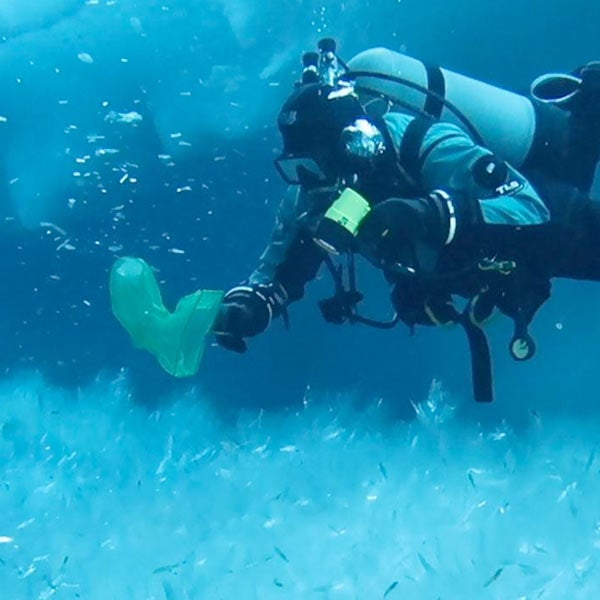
xmin=212 ymin=283 xmax=287 ymax=353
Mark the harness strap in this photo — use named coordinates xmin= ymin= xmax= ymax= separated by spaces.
xmin=398 ymin=116 xmax=435 ymax=184
xmin=424 ymin=292 xmax=495 ymax=403
xmin=457 ymin=300 xmax=494 ymax=403
xmin=369 ymin=114 xmax=421 ymax=194
xmin=423 ymin=64 xmax=446 ymax=119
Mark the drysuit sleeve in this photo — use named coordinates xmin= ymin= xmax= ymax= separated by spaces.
xmin=248 ymin=185 xmax=326 ymax=304
xmin=385 ymin=113 xmax=550 ymax=226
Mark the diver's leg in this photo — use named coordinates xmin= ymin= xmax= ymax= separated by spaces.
xmin=554 ymin=199 xmax=600 ymax=281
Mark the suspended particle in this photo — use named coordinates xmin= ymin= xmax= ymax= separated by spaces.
xmin=77 ymin=52 xmax=94 ymax=64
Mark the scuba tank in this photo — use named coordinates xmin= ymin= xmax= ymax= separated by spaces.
xmin=345 ymin=47 xmax=600 ymax=195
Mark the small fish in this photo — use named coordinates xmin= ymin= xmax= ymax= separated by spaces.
xmin=417 ymin=552 xmax=436 ymax=574
xmin=483 ymin=567 xmax=504 ymax=587
xmin=162 ymin=581 xmax=177 ymax=600
xmin=274 ymin=546 xmax=289 ymax=563
xmin=383 ymin=581 xmax=398 ymax=598
xmin=153 ymin=561 xmax=183 ymax=575
xmin=585 ymin=448 xmax=596 ymax=472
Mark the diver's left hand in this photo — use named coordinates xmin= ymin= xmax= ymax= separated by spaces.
xmin=212 ymin=302 xmax=253 ymax=353
xmin=212 ymin=283 xmax=287 ymax=352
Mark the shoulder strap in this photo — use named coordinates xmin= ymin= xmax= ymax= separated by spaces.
xmin=398 ymin=116 xmax=435 ymax=185
xmin=367 ymin=114 xmax=424 ymax=194
xmin=423 ymin=64 xmax=447 ymax=119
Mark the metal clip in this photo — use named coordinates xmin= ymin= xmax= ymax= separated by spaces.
xmin=478 ymin=257 xmax=517 ymax=276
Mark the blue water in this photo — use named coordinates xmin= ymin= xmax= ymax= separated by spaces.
xmin=2 ymin=1 xmax=600 ymax=597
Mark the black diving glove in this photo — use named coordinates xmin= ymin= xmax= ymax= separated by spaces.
xmin=213 ymin=283 xmax=288 ymax=353
xmin=356 ymin=192 xmax=454 ymax=274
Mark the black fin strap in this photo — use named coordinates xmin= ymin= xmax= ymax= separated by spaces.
xmin=458 ymin=309 xmax=494 ymax=403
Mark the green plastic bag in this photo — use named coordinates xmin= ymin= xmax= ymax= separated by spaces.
xmin=110 ymin=257 xmax=224 ymax=377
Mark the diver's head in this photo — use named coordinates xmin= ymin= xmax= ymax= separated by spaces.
xmin=275 ymin=82 xmax=383 ymax=188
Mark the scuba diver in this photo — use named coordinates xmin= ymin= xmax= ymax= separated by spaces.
xmin=110 ymin=39 xmax=600 ymax=403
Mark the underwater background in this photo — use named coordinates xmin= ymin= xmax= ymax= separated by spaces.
xmin=2 ymin=0 xmax=600 ymax=597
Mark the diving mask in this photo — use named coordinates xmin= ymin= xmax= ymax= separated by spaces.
xmin=274 ymin=155 xmax=331 ymax=186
